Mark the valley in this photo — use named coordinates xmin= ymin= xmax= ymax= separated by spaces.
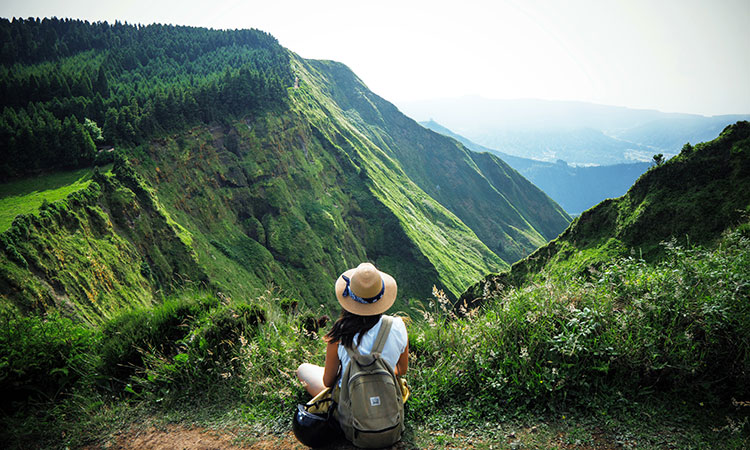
xmin=400 ymin=97 xmax=749 ymax=165
xmin=420 ymin=120 xmax=652 ymax=215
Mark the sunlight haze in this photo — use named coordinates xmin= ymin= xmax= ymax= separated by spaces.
xmin=1 ymin=0 xmax=748 ymax=116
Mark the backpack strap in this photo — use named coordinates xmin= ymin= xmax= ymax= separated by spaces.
xmin=371 ymin=315 xmax=393 ymax=356
xmin=343 ymin=315 xmax=394 ymax=363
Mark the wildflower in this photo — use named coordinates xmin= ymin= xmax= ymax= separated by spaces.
xmin=432 ymin=285 xmax=450 ymax=310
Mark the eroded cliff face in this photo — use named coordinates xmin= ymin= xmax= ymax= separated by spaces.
xmin=125 ymin=52 xmax=511 ymax=306
xmin=0 ymin=161 xmax=207 ymax=323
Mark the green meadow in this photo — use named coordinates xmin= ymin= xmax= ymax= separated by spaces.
xmin=0 ymin=165 xmax=111 ymax=232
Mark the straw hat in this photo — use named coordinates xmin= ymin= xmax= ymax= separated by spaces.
xmin=334 ymin=262 xmax=397 ymax=316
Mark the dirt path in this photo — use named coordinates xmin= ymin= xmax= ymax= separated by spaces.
xmin=84 ymin=425 xmax=304 ymax=450
xmin=80 ymin=423 xmax=626 ymax=450
xmin=83 ymin=425 xmax=412 ymax=450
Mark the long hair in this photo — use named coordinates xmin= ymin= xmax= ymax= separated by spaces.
xmin=325 ymin=310 xmax=382 ymax=349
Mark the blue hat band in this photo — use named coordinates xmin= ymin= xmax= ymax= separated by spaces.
xmin=341 ymin=275 xmax=385 ymax=304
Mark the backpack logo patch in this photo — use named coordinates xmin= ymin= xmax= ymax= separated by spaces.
xmin=369 ymin=396 xmax=381 ymax=406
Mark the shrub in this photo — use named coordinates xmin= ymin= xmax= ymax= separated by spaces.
xmin=98 ymin=294 xmax=216 ymax=385
xmin=190 ymin=303 xmax=267 ymax=357
xmin=278 ymin=297 xmax=299 ymax=314
xmin=126 ymin=301 xmax=268 ymax=399
xmin=0 ymin=312 xmax=97 ymax=411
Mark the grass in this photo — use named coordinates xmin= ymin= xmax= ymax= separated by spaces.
xmin=0 ymin=165 xmax=112 ymax=231
xmin=1 ymin=224 xmax=748 ymax=449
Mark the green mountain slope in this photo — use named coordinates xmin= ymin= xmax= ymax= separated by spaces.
xmin=0 ymin=19 xmax=570 ymax=321
xmin=299 ymin=59 xmax=571 ymax=263
xmin=127 ymin=105 xmax=501 ymax=305
xmin=461 ymin=121 xmax=750 ymax=306
xmin=288 ymin=57 xmax=509 ymax=295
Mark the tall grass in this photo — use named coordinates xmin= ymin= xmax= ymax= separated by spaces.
xmin=1 ymin=226 xmax=748 ymax=447
xmin=407 ymin=225 xmax=750 ymax=421
xmin=0 ymin=287 xmax=324 ymax=447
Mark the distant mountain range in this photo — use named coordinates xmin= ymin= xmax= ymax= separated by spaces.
xmin=400 ymin=97 xmax=750 ymax=166
xmin=420 ymin=120 xmax=651 ymax=215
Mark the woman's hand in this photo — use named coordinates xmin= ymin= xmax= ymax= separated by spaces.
xmin=394 ymin=343 xmax=409 ymax=376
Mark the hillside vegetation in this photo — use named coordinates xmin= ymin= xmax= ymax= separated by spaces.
xmin=0 ymin=159 xmax=207 ymax=323
xmin=2 ymin=216 xmax=748 ymax=448
xmin=1 ymin=18 xmax=571 ymax=321
xmin=1 ymin=18 xmax=748 ymax=450
xmin=0 ymin=165 xmax=107 ymax=231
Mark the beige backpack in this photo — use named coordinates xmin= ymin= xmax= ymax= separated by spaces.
xmin=334 ymin=315 xmax=404 ymax=448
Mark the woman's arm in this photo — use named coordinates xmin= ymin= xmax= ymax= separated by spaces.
xmin=322 ymin=340 xmax=340 ymax=388
xmin=394 ymin=343 xmax=409 ymax=376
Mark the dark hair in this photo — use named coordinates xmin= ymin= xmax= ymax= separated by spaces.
xmin=325 ymin=310 xmax=382 ymax=349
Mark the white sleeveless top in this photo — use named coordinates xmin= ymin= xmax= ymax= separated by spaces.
xmin=337 ymin=315 xmax=408 ymax=386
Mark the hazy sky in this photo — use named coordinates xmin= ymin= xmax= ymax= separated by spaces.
xmin=2 ymin=0 xmax=748 ymax=116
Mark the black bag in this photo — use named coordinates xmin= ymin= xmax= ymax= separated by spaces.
xmin=293 ymin=388 xmax=341 ymax=447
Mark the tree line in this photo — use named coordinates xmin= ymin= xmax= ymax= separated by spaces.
xmin=0 ymin=17 xmax=293 ymax=180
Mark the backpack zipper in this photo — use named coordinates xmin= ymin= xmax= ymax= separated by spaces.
xmin=354 ymin=420 xmax=401 ymax=434
xmin=348 ymin=369 xmax=393 ymax=385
